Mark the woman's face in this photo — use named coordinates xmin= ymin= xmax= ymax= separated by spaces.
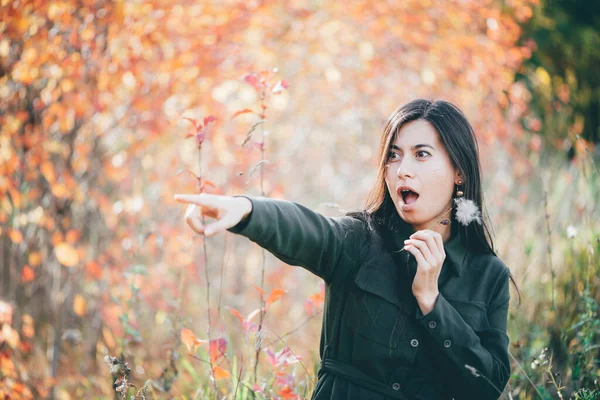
xmin=384 ymin=119 xmax=461 ymax=233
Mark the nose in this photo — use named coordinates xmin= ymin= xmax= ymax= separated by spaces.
xmin=396 ymin=159 xmax=414 ymax=178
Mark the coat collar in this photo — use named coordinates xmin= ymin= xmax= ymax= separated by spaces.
xmin=390 ymin=218 xmax=468 ymax=277
xmin=352 ymin=218 xmax=469 ymax=310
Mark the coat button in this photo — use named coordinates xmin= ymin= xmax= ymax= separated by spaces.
xmin=444 ymin=339 xmax=452 ymax=348
xmin=392 ymin=382 xmax=401 ymax=391
xmin=428 ymin=321 xmax=437 ymax=329
xmin=410 ymin=339 xmax=419 ymax=347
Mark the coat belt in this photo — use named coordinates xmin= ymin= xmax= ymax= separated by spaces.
xmin=319 ymin=358 xmax=412 ymax=400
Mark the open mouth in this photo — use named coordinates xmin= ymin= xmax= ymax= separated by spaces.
xmin=398 ymin=189 xmax=420 ymax=205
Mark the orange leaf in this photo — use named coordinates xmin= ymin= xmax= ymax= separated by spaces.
xmin=28 ymin=252 xmax=42 ymax=267
xmin=22 ymin=315 xmax=34 ymax=338
xmin=231 ymin=108 xmax=254 ymax=119
xmin=85 ymin=261 xmax=103 ymax=280
xmin=21 ymin=266 xmax=35 ymax=283
xmin=308 ymin=291 xmax=325 ymax=306
xmin=213 ymin=365 xmax=230 ymax=380
xmin=65 ymin=229 xmax=81 ymax=243
xmin=226 ymin=307 xmax=244 ymax=326
xmin=40 ymin=161 xmax=56 ymax=183
xmin=9 ymin=229 xmax=23 ymax=244
xmin=54 ymin=243 xmax=79 ymax=267
xmin=181 ymin=328 xmax=205 ymax=352
xmin=266 ymin=288 xmax=287 ymax=307
xmin=200 ymin=180 xmax=219 ymax=194
xmin=73 ymin=294 xmax=86 ymax=316
xmin=253 ymin=285 xmax=264 ymax=299
xmin=51 ymin=183 xmax=69 ymax=199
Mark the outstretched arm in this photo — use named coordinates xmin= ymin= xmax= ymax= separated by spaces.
xmin=174 ymin=193 xmax=364 ymax=283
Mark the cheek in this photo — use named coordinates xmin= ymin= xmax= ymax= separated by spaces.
xmin=384 ymin=166 xmax=393 ymax=185
xmin=428 ymin=168 xmax=455 ymax=197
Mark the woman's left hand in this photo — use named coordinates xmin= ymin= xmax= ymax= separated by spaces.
xmin=403 ymin=229 xmax=446 ymax=309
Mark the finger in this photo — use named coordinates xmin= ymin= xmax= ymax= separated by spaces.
xmin=184 ymin=203 xmax=219 ymax=222
xmin=184 ymin=204 xmax=197 ymax=220
xmin=432 ymin=233 xmax=445 ymax=257
xmin=174 ymin=193 xmax=223 ymax=208
xmin=410 ymin=231 xmax=442 ymax=261
xmin=405 ymin=238 xmax=434 ymax=265
xmin=418 ymin=229 xmax=444 ymax=256
xmin=186 ymin=216 xmax=205 ymax=235
xmin=203 ymin=215 xmax=237 ymax=236
xmin=404 ymin=245 xmax=427 ymax=267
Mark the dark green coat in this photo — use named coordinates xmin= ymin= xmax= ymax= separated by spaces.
xmin=228 ymin=196 xmax=511 ymax=400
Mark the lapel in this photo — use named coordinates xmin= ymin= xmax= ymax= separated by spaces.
xmin=391 ymin=219 xmax=469 ymax=278
xmin=353 ymin=217 xmax=469 ymax=310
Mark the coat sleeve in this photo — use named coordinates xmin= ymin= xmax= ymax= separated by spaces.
xmin=226 ymin=195 xmax=364 ymax=284
xmin=414 ymin=264 xmax=511 ymax=400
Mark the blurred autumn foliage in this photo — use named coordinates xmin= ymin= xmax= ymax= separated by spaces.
xmin=1 ymin=0 xmax=599 ymax=399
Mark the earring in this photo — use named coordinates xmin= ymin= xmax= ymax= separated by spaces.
xmin=455 ymin=180 xmax=464 ymax=198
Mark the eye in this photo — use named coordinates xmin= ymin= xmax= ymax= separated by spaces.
xmin=387 ymin=151 xmax=401 ymax=162
xmin=416 ymin=150 xmax=431 ymax=159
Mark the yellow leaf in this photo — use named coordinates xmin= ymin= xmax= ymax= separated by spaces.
xmin=73 ymin=294 xmax=86 ymax=316
xmin=55 ymin=243 xmax=79 ymax=267
xmin=213 ymin=365 xmax=230 ymax=379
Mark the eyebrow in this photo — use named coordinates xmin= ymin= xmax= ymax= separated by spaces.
xmin=390 ymin=143 xmax=435 ymax=151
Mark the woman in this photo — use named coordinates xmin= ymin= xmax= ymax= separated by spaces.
xmin=174 ymin=99 xmax=519 ymax=400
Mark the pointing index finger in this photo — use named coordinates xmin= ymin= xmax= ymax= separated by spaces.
xmin=174 ymin=193 xmax=220 ymax=206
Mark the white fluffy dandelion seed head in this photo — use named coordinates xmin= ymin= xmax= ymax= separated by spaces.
xmin=566 ymin=225 xmax=577 ymax=239
xmin=454 ymin=197 xmax=482 ymax=226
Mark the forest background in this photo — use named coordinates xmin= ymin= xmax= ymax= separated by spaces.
xmin=1 ymin=0 xmax=599 ymax=399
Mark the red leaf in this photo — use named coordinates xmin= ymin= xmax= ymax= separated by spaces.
xmin=203 ymin=116 xmax=217 ymax=126
xmin=243 ymin=73 xmax=262 ymax=91
xmin=21 ymin=266 xmax=35 ymax=283
xmin=209 ymin=338 xmax=228 ymax=363
xmin=277 ymin=386 xmax=298 ymax=399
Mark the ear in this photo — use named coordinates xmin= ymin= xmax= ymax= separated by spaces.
xmin=454 ymin=170 xmax=463 ymax=184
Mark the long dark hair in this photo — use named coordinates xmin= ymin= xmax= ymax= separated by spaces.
xmin=349 ymin=99 xmax=520 ymax=303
